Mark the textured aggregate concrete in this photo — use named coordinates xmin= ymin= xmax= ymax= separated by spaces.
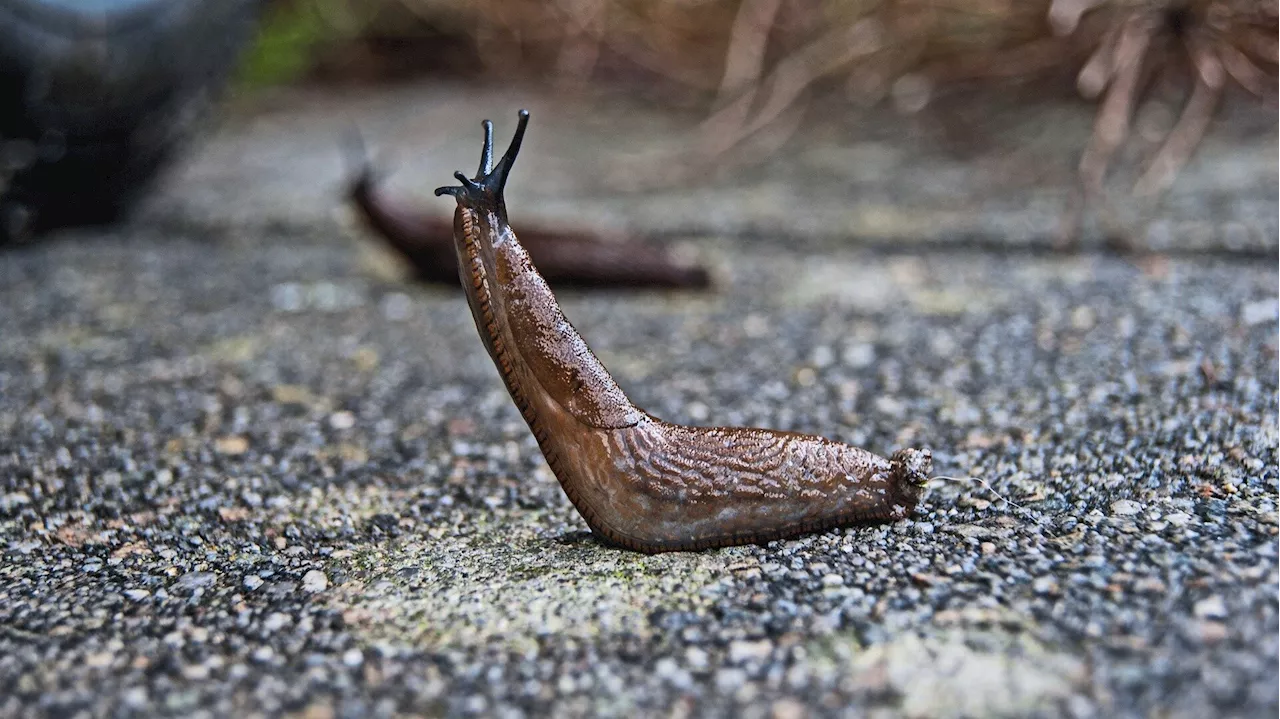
xmin=0 ymin=86 xmax=1277 ymax=718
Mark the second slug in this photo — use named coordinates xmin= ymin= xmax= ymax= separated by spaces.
xmin=435 ymin=111 xmax=931 ymax=553
xmin=347 ymin=140 xmax=710 ymax=289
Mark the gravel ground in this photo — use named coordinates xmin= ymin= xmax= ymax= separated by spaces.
xmin=0 ymin=86 xmax=1277 ymax=718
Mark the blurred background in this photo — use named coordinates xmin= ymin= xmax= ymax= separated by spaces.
xmin=1 ymin=0 xmax=1276 ymax=248
xmin=244 ymin=0 xmax=1276 ymax=203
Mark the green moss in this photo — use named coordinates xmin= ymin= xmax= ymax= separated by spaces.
xmin=325 ymin=514 xmax=731 ymax=651
xmin=235 ymin=0 xmax=348 ymax=89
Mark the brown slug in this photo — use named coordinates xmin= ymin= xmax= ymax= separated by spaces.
xmin=348 ymin=144 xmax=710 ymax=289
xmin=435 ymin=110 xmax=931 ymax=553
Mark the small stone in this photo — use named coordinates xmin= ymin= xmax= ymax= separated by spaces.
xmin=381 ymin=292 xmax=413 ymax=321
xmin=1070 ymin=306 xmax=1096 ymax=330
xmin=1032 ymin=576 xmax=1060 ymax=595
xmin=728 ymin=640 xmax=773 ymax=663
xmin=1110 ymin=500 xmax=1142 ymax=516
xmin=301 ymin=702 xmax=336 ymax=719
xmin=174 ymin=572 xmax=216 ymax=591
xmin=1134 ymin=577 xmax=1166 ymax=594
xmin=654 ymin=658 xmax=680 ymax=679
xmin=656 ymin=657 xmax=693 ymax=691
xmin=215 ymin=436 xmax=249 ymax=456
xmin=821 ymin=574 xmax=845 ymax=587
xmin=1240 ymin=298 xmax=1278 ymax=326
xmin=1193 ymin=596 xmax=1227 ymax=620
xmin=121 ymin=687 xmax=148 ymax=708
xmin=302 ymin=570 xmax=329 ymax=593
xmin=772 ymin=698 xmax=807 ymax=719
xmin=243 ymin=575 xmax=264 ymax=591
xmin=843 ymin=343 xmax=875 ymax=369
xmin=687 ymin=402 xmax=710 ymax=423
xmin=12 ymin=539 xmax=42 ymax=554
xmin=685 ymin=647 xmax=709 ymax=671
xmin=951 ymin=524 xmax=993 ymax=539
xmin=329 ymin=411 xmax=355 ymax=430
xmin=342 ymin=649 xmax=363 ymax=667
xmin=263 ymin=613 xmax=290 ymax=632
xmin=980 ymin=542 xmax=996 ymax=555
xmin=1196 ymin=620 xmax=1228 ymax=644
xmin=123 ymin=589 xmax=151 ymax=602
xmin=714 ymin=668 xmax=747 ymax=692
xmin=1164 ymin=512 xmax=1192 ymax=527
xmin=0 ymin=492 xmax=30 ymax=510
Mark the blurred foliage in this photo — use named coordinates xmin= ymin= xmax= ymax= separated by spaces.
xmin=235 ymin=0 xmax=373 ymax=88
xmin=232 ymin=0 xmax=1275 ymax=196
xmin=235 ymin=0 xmax=1064 ymax=92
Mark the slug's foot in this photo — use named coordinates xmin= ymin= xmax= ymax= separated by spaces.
xmin=434 ymin=109 xmax=530 ymax=219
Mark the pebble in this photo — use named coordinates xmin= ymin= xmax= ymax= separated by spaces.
xmin=1110 ymin=500 xmax=1142 ymax=516
xmin=302 ymin=570 xmax=329 ymax=593
xmin=263 ymin=613 xmax=290 ymax=633
xmin=951 ymin=524 xmax=993 ymax=539
xmin=714 ymin=668 xmax=747 ymax=692
xmin=1194 ymin=596 xmax=1228 ymax=620
xmin=342 ymin=649 xmax=363 ymax=668
xmin=728 ymin=640 xmax=773 ymax=664
xmin=1033 ymin=576 xmax=1060 ymax=596
xmin=1196 ymin=621 xmax=1229 ymax=644
xmin=685 ymin=647 xmax=709 ymax=672
xmin=173 ymin=572 xmax=216 ymax=591
xmin=771 ymin=698 xmax=807 ymax=719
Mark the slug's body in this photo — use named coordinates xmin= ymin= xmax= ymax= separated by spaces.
xmin=436 ymin=111 xmax=931 ymax=553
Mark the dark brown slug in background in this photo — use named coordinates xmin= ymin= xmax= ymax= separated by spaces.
xmin=434 ymin=110 xmax=932 ymax=553
xmin=348 ymin=147 xmax=710 ymax=290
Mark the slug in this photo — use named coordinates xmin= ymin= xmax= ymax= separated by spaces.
xmin=348 ymin=144 xmax=710 ymax=289
xmin=435 ymin=110 xmax=931 ymax=553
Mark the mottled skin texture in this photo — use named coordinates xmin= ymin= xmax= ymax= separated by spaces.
xmin=436 ymin=111 xmax=931 ymax=553
xmin=349 ymin=161 xmax=711 ymax=289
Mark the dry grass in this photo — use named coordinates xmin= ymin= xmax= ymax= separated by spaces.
xmin=266 ymin=0 xmax=1276 ymax=205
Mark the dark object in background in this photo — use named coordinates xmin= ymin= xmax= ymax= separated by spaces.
xmin=349 ymin=159 xmax=712 ymax=291
xmin=0 ymin=0 xmax=262 ymax=242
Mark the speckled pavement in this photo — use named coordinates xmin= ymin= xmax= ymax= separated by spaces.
xmin=0 ymin=86 xmax=1276 ymax=718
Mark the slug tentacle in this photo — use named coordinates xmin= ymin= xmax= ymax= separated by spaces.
xmin=437 ymin=111 xmax=930 ymax=553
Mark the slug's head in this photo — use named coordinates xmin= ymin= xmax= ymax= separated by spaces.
xmin=434 ymin=109 xmax=530 ymax=221
xmin=889 ymin=447 xmax=932 ymax=507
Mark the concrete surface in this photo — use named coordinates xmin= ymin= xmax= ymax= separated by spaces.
xmin=0 ymin=85 xmax=1276 ymax=718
